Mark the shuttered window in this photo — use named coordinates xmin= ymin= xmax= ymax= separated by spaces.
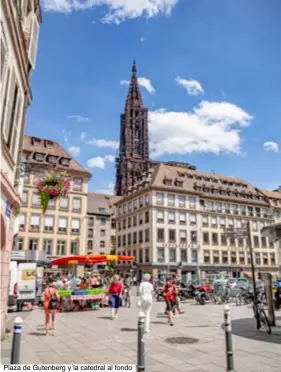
xmin=28 ymin=14 xmax=40 ymax=68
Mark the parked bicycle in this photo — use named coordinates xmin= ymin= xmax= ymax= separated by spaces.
xmin=252 ymin=297 xmax=271 ymax=334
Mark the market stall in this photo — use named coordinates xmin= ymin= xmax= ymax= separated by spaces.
xmin=50 ymin=254 xmax=134 ymax=312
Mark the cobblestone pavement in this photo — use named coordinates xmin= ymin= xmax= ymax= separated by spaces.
xmin=1 ymin=300 xmax=281 ymax=371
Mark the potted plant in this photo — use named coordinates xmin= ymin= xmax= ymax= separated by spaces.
xmin=36 ymin=174 xmax=70 ymax=213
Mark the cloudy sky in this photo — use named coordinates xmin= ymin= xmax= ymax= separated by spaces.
xmin=27 ymin=0 xmax=281 ymax=193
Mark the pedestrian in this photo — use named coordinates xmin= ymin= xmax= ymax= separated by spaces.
xmin=43 ymin=281 xmax=60 ymax=336
xmin=123 ymin=273 xmax=133 ymax=308
xmin=172 ymin=274 xmax=184 ymax=315
xmin=138 ymin=273 xmax=154 ymax=333
xmin=107 ymin=275 xmax=123 ymax=319
xmin=163 ymin=276 xmax=177 ymax=326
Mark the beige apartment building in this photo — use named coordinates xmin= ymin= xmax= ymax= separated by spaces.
xmin=115 ymin=162 xmax=280 ymax=282
xmin=14 ymin=135 xmax=91 ymax=259
xmin=86 ymin=193 xmax=120 ymax=255
xmin=1 ymin=0 xmax=41 ymax=332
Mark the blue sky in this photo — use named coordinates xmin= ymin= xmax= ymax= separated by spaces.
xmin=27 ymin=0 xmax=281 ymax=193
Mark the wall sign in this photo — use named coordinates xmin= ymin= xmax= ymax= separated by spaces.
xmin=5 ymin=201 xmax=12 ymax=218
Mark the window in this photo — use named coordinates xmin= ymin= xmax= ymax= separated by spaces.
xmin=29 ymin=239 xmax=38 ymax=251
xmin=191 ymin=250 xmax=198 ymax=263
xmin=253 ymin=236 xmax=259 ymax=248
xmin=239 ymin=252 xmax=245 ymax=265
xmin=224 ymin=203 xmax=230 ymax=213
xmin=157 ymin=247 xmax=165 ymax=263
xmin=145 ymin=249 xmax=150 ymax=263
xmin=127 ymin=217 xmax=131 ymax=228
xmin=204 ymin=250 xmax=210 ymax=264
xmin=99 ymin=207 xmax=106 ymax=213
xmin=73 ymin=178 xmax=82 ymax=191
xmin=233 ymin=205 xmax=239 ymax=215
xmin=30 ymin=215 xmax=40 ymax=231
xmin=156 ymin=210 xmax=164 ymax=223
xmin=222 ymin=251 xmax=228 ymax=264
xmin=128 ymin=233 xmax=131 ymax=245
xmin=179 ymin=212 xmax=186 ymax=225
xmin=43 ymin=240 xmax=52 ymax=255
xmin=169 ymin=248 xmax=176 ymax=262
xmin=145 ymin=229 xmax=149 ymax=242
xmin=221 ymin=234 xmax=227 ymax=245
xmin=122 ymin=235 xmax=126 ymax=246
xmin=22 ymin=191 xmax=28 ymax=205
xmin=44 ymin=216 xmax=54 ymax=232
xmin=261 ymin=236 xmax=267 ymax=248
xmin=178 ymin=195 xmax=186 ymax=208
xmin=139 ymin=249 xmax=143 ymax=263
xmin=248 ymin=206 xmax=253 ymax=216
xmin=139 ymin=196 xmax=144 ymax=207
xmin=231 ymin=252 xmax=237 ymax=264
xmin=58 ymin=217 xmax=67 ymax=233
xmin=88 ymin=228 xmax=93 ymax=238
xmin=100 ymin=217 xmax=106 ymax=225
xmin=145 ymin=211 xmax=149 ymax=223
xmin=241 ymin=206 xmax=246 ymax=216
xmin=202 ymin=215 xmax=209 ymax=227
xmin=189 ymin=196 xmax=196 ymax=209
xmin=263 ymin=253 xmax=268 ymax=265
xmin=215 ymin=202 xmax=222 ymax=212
xmin=139 ymin=213 xmax=143 ymax=225
xmin=100 ymin=241 xmax=105 ymax=248
xmin=212 ymin=233 xmax=218 ymax=245
xmin=179 ymin=230 xmax=187 ymax=244
xmin=156 ymin=192 xmax=164 ymax=205
xmin=190 ymin=231 xmax=197 ymax=243
xmin=180 ymin=249 xmax=187 ymax=262
xmin=133 ymin=232 xmax=137 ymax=244
xmin=270 ymin=253 xmax=276 ymax=265
xmin=169 ymin=229 xmax=176 ymax=242
xmin=219 ymin=217 xmax=226 ymax=227
xmin=71 ymin=218 xmax=80 ymax=234
xmin=252 ymin=221 xmax=258 ymax=231
xmin=88 ymin=241 xmax=93 ymax=251
xmin=117 ymin=236 xmax=121 ymax=247
xmin=19 ymin=214 xmax=25 ymax=231
xmin=168 ymin=195 xmax=176 ymax=206
xmin=157 ymin=229 xmax=165 ymax=242
xmin=133 ymin=216 xmax=137 ymax=227
xmin=168 ymin=211 xmax=175 ymax=224
xmin=71 ymin=241 xmax=79 ymax=255
xmin=100 ymin=229 xmax=105 ymax=237
xmin=139 ymin=231 xmax=143 ymax=244
xmin=88 ymin=217 xmax=94 ymax=227
xmin=203 ymin=232 xmax=209 ymax=245
xmin=208 ymin=201 xmax=214 ymax=211
xmin=190 ymin=213 xmax=197 ymax=226
xmin=72 ymin=198 xmax=81 ymax=211
xmin=236 ymin=219 xmax=242 ymax=229
xmin=49 ymin=198 xmax=55 ymax=209
xmin=133 ymin=200 xmax=138 ymax=210
xmin=145 ymin=194 xmax=150 ymax=205
xmin=213 ymin=250 xmax=220 ymax=264
xmin=255 ymin=253 xmax=261 ymax=265
xmin=24 ymin=172 xmax=29 ymax=184
xmin=238 ymin=238 xmax=244 ymax=248
xmin=57 ymin=240 xmax=66 ymax=256
xmin=123 ymin=219 xmax=126 ymax=229
xmin=211 ymin=216 xmax=217 ymax=228
xmin=228 ymin=218 xmax=234 ymax=228
xmin=32 ymin=192 xmax=40 ymax=206
xmin=14 ymin=237 xmax=24 ymax=251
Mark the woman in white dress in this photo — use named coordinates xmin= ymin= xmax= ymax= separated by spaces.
xmin=138 ymin=273 xmax=154 ymax=333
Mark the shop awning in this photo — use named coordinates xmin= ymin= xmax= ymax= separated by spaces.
xmin=50 ymin=254 xmax=135 ymax=266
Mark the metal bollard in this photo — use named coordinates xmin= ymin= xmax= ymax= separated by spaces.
xmin=224 ymin=306 xmax=235 ymax=372
xmin=10 ymin=317 xmax=23 ymax=364
xmin=265 ymin=273 xmax=276 ymax=326
xmin=137 ymin=311 xmax=145 ymax=372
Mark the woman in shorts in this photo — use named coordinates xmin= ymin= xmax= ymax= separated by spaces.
xmin=107 ymin=275 xmax=123 ymax=319
xmin=163 ymin=277 xmax=177 ymax=326
xmin=43 ymin=282 xmax=60 ymax=335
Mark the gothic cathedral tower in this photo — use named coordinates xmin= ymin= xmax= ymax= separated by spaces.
xmin=115 ymin=61 xmax=150 ymax=196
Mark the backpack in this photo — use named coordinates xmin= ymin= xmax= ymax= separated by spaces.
xmin=48 ymin=290 xmax=58 ymax=310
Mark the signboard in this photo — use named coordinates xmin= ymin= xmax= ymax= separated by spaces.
xmin=21 ymin=269 xmax=36 ymax=281
xmin=5 ymin=201 xmax=12 ymax=218
xmin=11 ymin=251 xmax=26 ymax=261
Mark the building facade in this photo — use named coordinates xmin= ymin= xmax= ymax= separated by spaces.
xmin=14 ymin=136 xmax=91 ymax=259
xmin=1 ymin=0 xmax=41 ymax=332
xmin=86 ymin=193 xmax=120 ymax=255
xmin=115 ymin=61 xmax=150 ymax=196
xmin=115 ymin=163 xmax=280 ymax=281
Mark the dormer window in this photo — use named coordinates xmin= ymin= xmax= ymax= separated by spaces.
xmin=45 ymin=141 xmax=53 ymax=149
xmin=60 ymin=158 xmax=70 ymax=167
xmin=47 ymin=155 xmax=58 ymax=164
xmin=32 ymin=137 xmax=41 ymax=147
xmin=34 ymin=153 xmax=44 ymax=162
xmin=163 ymin=178 xmax=172 ymax=186
xmin=175 ymin=180 xmax=183 ymax=187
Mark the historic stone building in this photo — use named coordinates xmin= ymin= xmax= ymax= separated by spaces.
xmin=115 ymin=61 xmax=151 ymax=196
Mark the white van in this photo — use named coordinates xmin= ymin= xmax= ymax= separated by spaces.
xmin=17 ymin=262 xmax=36 ymax=311
xmin=8 ymin=261 xmax=18 ymax=312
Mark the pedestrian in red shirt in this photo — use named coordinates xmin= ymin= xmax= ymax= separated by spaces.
xmin=107 ymin=275 xmax=123 ymax=319
xmin=163 ymin=277 xmax=177 ymax=326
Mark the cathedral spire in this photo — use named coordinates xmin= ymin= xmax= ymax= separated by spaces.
xmin=125 ymin=60 xmax=143 ymax=110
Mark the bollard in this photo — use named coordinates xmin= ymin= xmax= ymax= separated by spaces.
xmin=224 ymin=306 xmax=235 ymax=372
xmin=137 ymin=311 xmax=145 ymax=372
xmin=265 ymin=273 xmax=276 ymax=326
xmin=10 ymin=317 xmax=23 ymax=364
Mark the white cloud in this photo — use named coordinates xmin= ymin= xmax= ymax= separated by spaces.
xmin=80 ymin=132 xmax=87 ymax=141
xmin=42 ymin=0 xmax=179 ymax=24
xmin=263 ymin=141 xmax=279 ymax=153
xmin=68 ymin=146 xmax=80 ymax=157
xmin=87 ymin=154 xmax=115 ymax=169
xmin=63 ymin=136 xmax=69 ymax=143
xmin=120 ymin=77 xmax=155 ymax=94
xmin=140 ymin=37 xmax=146 ymax=42
xmin=175 ymin=76 xmax=204 ymax=96
xmin=96 ymin=181 xmax=115 ymax=194
xmin=87 ymin=138 xmax=119 ymax=150
xmin=148 ymin=101 xmax=253 ymax=157
xmin=68 ymin=115 xmax=90 ymax=123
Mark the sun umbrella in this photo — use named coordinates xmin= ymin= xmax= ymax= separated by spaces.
xmin=50 ymin=254 xmax=135 ymax=266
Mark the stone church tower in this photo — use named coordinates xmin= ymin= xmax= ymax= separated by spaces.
xmin=115 ymin=61 xmax=151 ymax=196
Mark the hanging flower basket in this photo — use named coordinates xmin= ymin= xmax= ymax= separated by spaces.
xmin=36 ymin=175 xmax=70 ymax=213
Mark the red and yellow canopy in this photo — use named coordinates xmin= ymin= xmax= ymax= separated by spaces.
xmin=50 ymin=254 xmax=134 ymax=266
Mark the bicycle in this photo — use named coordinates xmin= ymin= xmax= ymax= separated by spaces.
xmin=253 ymin=299 xmax=271 ymax=334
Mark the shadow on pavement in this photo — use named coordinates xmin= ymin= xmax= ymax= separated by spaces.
xmin=120 ymin=328 xmax=137 ymax=332
xmin=231 ymin=316 xmax=281 ymax=345
xmin=98 ymin=316 xmax=113 ymax=320
xmin=151 ymin=321 xmax=166 ymax=325
xmin=28 ymin=332 xmax=46 ymax=337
